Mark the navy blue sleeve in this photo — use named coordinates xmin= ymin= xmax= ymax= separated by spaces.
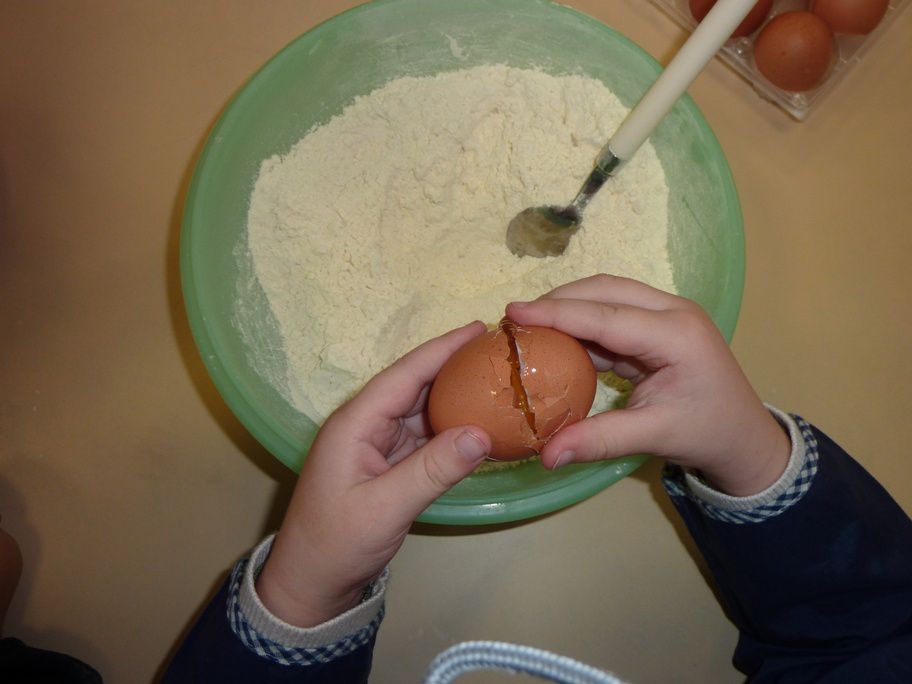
xmin=160 ymin=578 xmax=375 ymax=683
xmin=668 ymin=424 xmax=912 ymax=682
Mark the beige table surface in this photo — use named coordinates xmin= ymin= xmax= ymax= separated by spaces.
xmin=2 ymin=2 xmax=910 ymax=682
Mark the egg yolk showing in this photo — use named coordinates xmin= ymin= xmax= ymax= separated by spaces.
xmin=428 ymin=320 xmax=597 ymax=461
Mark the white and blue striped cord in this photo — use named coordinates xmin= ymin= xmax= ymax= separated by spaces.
xmin=424 ymin=641 xmax=628 ymax=684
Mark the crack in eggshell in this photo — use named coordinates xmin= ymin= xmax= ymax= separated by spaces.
xmin=536 ymin=405 xmax=574 ymax=443
xmin=512 ymin=328 xmax=582 ymax=447
xmin=481 ymin=328 xmax=537 ymax=455
xmin=501 ymin=319 xmax=537 ymax=437
xmin=487 ymin=356 xmax=519 ymax=412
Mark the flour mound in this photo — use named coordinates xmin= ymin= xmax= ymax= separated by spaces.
xmin=246 ymin=65 xmax=672 ymax=421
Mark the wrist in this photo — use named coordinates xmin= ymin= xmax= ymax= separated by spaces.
xmin=703 ymin=409 xmax=792 ymax=497
xmin=232 ymin=537 xmax=390 ymax=660
xmin=255 ymin=528 xmax=368 ymax=628
xmin=665 ymin=410 xmax=817 ymax=524
xmin=256 ymin=558 xmax=365 ymax=628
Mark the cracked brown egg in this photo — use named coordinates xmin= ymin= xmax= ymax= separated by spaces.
xmin=428 ymin=320 xmax=597 ymax=461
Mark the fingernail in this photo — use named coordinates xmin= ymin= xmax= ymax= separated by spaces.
xmin=509 ymin=301 xmax=529 ymax=309
xmin=552 ymin=450 xmax=575 ymax=469
xmin=455 ymin=431 xmax=488 ymax=462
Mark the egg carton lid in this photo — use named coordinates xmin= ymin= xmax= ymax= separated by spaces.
xmin=648 ymin=0 xmax=909 ymax=120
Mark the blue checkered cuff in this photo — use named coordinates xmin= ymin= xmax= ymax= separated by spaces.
xmin=663 ymin=407 xmax=819 ymax=524
xmin=226 ymin=536 xmax=387 ymax=666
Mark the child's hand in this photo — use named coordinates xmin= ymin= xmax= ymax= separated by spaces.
xmin=255 ymin=322 xmax=491 ymax=627
xmin=505 ymin=274 xmax=790 ymax=497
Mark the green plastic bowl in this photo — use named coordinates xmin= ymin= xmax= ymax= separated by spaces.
xmin=181 ymin=0 xmax=744 ymax=525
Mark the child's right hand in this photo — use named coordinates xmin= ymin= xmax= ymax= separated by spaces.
xmin=505 ymin=274 xmax=791 ymax=497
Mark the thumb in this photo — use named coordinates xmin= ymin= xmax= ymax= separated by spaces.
xmin=377 ymin=427 xmax=491 ymax=522
xmin=540 ymin=408 xmax=660 ymax=469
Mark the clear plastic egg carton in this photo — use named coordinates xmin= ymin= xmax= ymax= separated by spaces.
xmin=649 ymin=0 xmax=909 ymax=120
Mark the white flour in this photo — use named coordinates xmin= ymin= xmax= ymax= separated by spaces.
xmin=246 ymin=65 xmax=673 ymax=422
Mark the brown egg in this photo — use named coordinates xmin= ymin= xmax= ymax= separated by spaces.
xmin=753 ymin=12 xmax=835 ymax=92
xmin=812 ymin=0 xmax=889 ymax=35
xmin=689 ymin=0 xmax=775 ymax=38
xmin=428 ymin=320 xmax=597 ymax=461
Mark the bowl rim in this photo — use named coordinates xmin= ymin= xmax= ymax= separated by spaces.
xmin=181 ymin=0 xmax=744 ymax=526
